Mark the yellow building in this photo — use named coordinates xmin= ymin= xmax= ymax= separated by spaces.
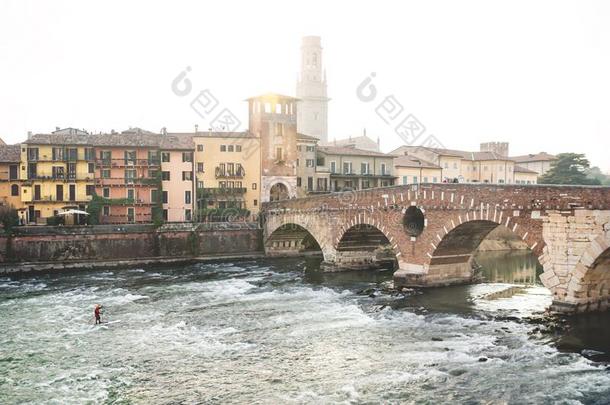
xmin=296 ymin=133 xmax=321 ymax=196
xmin=20 ymin=132 xmax=95 ymax=223
xmin=510 ymin=152 xmax=556 ymax=177
xmin=394 ymin=155 xmax=442 ymax=184
xmin=392 ymin=145 xmax=516 ymax=184
xmin=514 ymin=165 xmax=539 ymax=184
xmin=192 ymin=132 xmax=261 ymax=220
xmin=391 ymin=145 xmax=462 ymax=181
xmin=461 ymin=157 xmax=514 ymax=184
xmin=317 ymin=145 xmax=396 ymax=191
xmin=0 ymin=144 xmax=24 ymax=217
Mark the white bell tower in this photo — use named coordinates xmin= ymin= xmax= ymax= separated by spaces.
xmin=296 ymin=36 xmax=329 ymax=143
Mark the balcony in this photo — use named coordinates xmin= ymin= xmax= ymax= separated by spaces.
xmin=95 ymin=177 xmax=159 ymax=187
xmin=215 ymin=166 xmax=245 ymax=179
xmin=329 ymin=172 xmax=394 ymax=178
xmin=101 ymin=198 xmax=153 ymax=206
xmin=197 ymin=187 xmax=247 ymax=198
xmin=95 ymin=158 xmax=160 ymax=168
xmin=31 ymin=195 xmax=90 ymax=202
xmin=24 ymin=174 xmax=94 ymax=182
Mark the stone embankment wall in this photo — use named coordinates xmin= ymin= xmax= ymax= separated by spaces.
xmin=0 ymin=223 xmax=263 ymax=266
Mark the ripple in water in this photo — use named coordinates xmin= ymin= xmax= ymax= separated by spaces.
xmin=0 ymin=254 xmax=609 ymax=404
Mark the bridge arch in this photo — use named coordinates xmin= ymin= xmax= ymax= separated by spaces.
xmin=264 ymin=213 xmax=336 ymax=262
xmin=265 ymin=222 xmax=322 ymax=256
xmin=563 ymin=231 xmax=610 ymax=311
xmin=334 ymin=216 xmax=401 ymax=271
xmin=424 ymin=212 xmax=544 ymax=287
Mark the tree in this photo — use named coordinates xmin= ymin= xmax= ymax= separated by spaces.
xmin=539 ymin=153 xmax=601 ymax=185
xmin=586 ymin=166 xmax=610 ymax=186
xmin=0 ymin=205 xmax=19 ymax=233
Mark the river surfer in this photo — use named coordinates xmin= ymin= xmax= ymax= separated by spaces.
xmin=94 ymin=304 xmax=102 ymax=325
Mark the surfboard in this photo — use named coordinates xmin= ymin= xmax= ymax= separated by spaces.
xmin=102 ymin=320 xmax=121 ymax=325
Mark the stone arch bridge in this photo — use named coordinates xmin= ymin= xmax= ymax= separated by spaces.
xmin=262 ymin=184 xmax=610 ymax=313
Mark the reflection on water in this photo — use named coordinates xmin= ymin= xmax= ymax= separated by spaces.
xmin=475 ymin=250 xmax=543 ymax=285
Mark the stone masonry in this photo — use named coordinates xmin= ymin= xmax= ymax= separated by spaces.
xmin=262 ymin=184 xmax=610 ymax=313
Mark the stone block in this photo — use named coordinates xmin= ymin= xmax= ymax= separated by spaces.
xmin=543 ymin=274 xmax=561 ymax=289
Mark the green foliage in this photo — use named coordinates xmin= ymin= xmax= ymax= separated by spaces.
xmin=586 ymin=166 xmax=610 ymax=186
xmin=149 ymin=171 xmax=164 ymax=226
xmin=186 ymin=232 xmax=200 ymax=255
xmin=0 ymin=205 xmax=19 ymax=233
xmin=539 ymin=153 xmax=601 ymax=185
xmin=85 ymin=194 xmax=103 ymax=225
xmin=46 ymin=216 xmax=64 ymax=226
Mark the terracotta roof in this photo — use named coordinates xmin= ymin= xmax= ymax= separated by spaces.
xmin=24 ymin=133 xmax=91 ymax=145
xmin=428 ymin=147 xmax=513 ymax=161
xmin=160 ymin=133 xmax=195 ymax=150
xmin=90 ymin=131 xmax=162 ymax=147
xmin=331 ymin=135 xmax=376 ymax=144
xmin=514 ymin=165 xmax=539 ymax=174
xmin=317 ymin=145 xmax=392 ymax=158
xmin=394 ymin=155 xmax=441 ymax=169
xmin=190 ymin=131 xmax=256 ymax=139
xmin=0 ymin=145 xmax=20 ymax=162
xmin=510 ymin=152 xmax=557 ymax=163
xmin=325 ymin=135 xmax=380 ymax=152
xmin=297 ymin=132 xmax=319 ymax=141
xmin=393 ymin=145 xmax=516 ymax=161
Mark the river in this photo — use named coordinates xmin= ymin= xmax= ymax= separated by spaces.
xmin=1 ymin=251 xmax=609 ymax=404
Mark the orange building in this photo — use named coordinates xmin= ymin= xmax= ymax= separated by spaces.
xmin=92 ymin=129 xmax=162 ymax=224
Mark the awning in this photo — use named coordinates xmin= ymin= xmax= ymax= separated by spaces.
xmin=57 ymin=209 xmax=89 ymax=216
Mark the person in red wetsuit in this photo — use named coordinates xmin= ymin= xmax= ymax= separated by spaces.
xmin=94 ymin=304 xmax=102 ymax=325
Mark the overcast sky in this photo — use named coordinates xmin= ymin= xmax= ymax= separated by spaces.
xmin=1 ymin=0 xmax=609 ymax=172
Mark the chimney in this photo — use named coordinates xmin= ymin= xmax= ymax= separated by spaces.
xmin=55 ymin=126 xmax=60 ymax=131
xmin=194 ymin=124 xmax=198 ymax=133
xmin=161 ymin=127 xmax=167 ymax=135
xmin=363 ymin=128 xmax=366 ymax=137
xmin=27 ymin=131 xmax=33 ymax=139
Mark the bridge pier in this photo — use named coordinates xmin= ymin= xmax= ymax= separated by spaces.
xmin=394 ymin=260 xmax=478 ymax=288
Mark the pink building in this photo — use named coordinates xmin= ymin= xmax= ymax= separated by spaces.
xmin=160 ymin=133 xmax=194 ymax=222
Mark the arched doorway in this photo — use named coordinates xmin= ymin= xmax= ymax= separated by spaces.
xmin=269 ymin=183 xmax=289 ymax=202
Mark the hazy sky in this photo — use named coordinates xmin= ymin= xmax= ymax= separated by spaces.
xmin=1 ymin=0 xmax=609 ymax=171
